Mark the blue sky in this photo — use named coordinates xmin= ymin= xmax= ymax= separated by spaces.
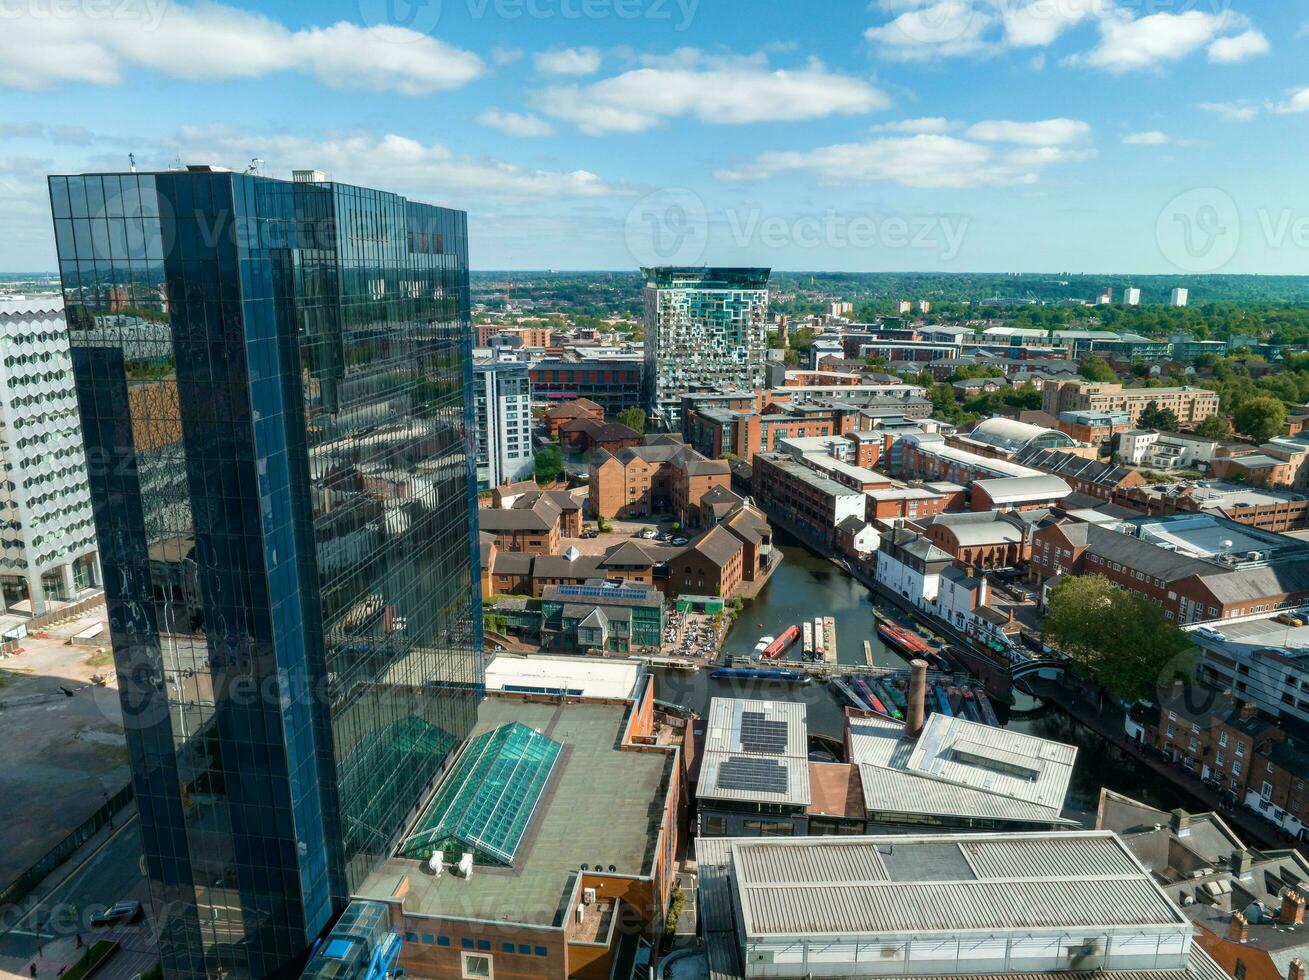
xmin=2 ymin=0 xmax=1307 ymax=274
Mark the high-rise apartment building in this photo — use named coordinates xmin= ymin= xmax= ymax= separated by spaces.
xmin=1124 ymin=286 xmax=1141 ymax=306
xmin=472 ymin=357 xmax=533 ymax=489
xmin=642 ymin=267 xmax=770 ymax=429
xmin=1172 ymin=287 xmax=1190 ymax=307
xmin=0 ymin=296 xmax=100 ymax=614
xmin=49 ymin=167 xmax=483 ymax=978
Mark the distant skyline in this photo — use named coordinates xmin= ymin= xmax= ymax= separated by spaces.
xmin=2 ymin=0 xmax=1307 ymax=275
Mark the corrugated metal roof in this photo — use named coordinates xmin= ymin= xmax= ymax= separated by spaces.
xmin=740 ymin=877 xmax=1183 ymax=936
xmin=735 ymin=839 xmax=887 ymax=886
xmin=973 ymin=475 xmax=1073 ymax=504
xmin=858 ymin=764 xmax=1077 ymax=825
xmin=727 ymin=831 xmax=1187 ymax=939
xmin=958 ymin=835 xmax=1145 ymax=879
xmin=704 ymin=698 xmax=808 ymax=756
xmin=699 ymin=697 xmax=813 ymax=807
xmin=848 ymin=713 xmax=1076 ymax=822
xmin=905 ymin=714 xmax=1076 ymax=812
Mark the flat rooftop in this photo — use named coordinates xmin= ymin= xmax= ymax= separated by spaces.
xmin=1132 ymin=513 xmax=1306 ymax=562
xmin=483 ymin=655 xmax=644 ymax=700
xmin=712 ymin=831 xmax=1188 ymax=939
xmin=355 ymin=698 xmax=671 ymax=927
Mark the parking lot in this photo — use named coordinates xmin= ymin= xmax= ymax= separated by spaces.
xmin=561 ymin=515 xmax=693 ymax=557
xmin=0 ymin=605 xmax=128 ymax=888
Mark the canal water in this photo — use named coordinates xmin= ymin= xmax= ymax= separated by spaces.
xmin=652 ymin=528 xmax=1206 ymax=827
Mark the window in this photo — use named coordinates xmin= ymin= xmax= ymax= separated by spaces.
xmin=1235 ymin=959 xmax=1246 ymax=980
xmin=462 ymin=953 xmax=493 ymax=979
xmin=1216 ymin=752 xmax=1225 ymax=767
xmin=438 ymin=936 xmax=451 ymax=947
xmin=1219 ymin=731 xmax=1229 ymax=748
xmin=1233 ymin=761 xmax=1243 ymax=777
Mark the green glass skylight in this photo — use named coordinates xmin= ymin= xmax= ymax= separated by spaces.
xmin=400 ymin=722 xmax=562 ymax=866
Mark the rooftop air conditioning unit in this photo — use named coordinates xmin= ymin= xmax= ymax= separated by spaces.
xmin=576 ymin=904 xmax=586 ymax=924
xmin=429 ymin=853 xmax=443 ymax=877
xmin=583 ymin=888 xmax=597 ymax=905
xmin=458 ymin=852 xmax=474 ymax=878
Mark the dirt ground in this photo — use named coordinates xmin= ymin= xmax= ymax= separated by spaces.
xmin=0 ymin=605 xmax=127 ymax=886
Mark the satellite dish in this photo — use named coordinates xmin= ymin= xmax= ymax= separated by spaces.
xmin=1219 ymin=539 xmax=1234 ymax=551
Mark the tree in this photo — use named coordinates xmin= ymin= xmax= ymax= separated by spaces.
xmin=616 ymin=407 xmax=646 ymax=434
xmin=1232 ymin=395 xmax=1286 ymax=444
xmin=1137 ymin=400 xmax=1179 ymax=432
xmin=1042 ymin=574 xmax=1191 ymax=700
xmin=1193 ymin=414 xmax=1233 ymax=440
xmin=1081 ymin=357 xmax=1118 ymax=383
xmin=534 ymin=444 xmax=564 ymax=485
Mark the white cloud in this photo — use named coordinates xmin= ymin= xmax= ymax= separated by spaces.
xmin=1122 ymin=130 xmax=1169 ymax=144
xmin=1073 ymin=9 xmax=1244 ymax=73
xmin=717 ymin=119 xmax=1092 ymax=188
xmin=168 ymin=127 xmax=626 ymax=200
xmin=477 ymin=109 xmax=556 ymax=138
xmin=0 ymin=2 xmax=484 ymax=93
xmin=492 ymin=47 xmax=524 ymax=66
xmin=965 ymin=118 xmax=1090 ymax=145
xmin=533 ymin=47 xmax=603 ymax=76
xmin=1001 ymin=0 xmax=1109 ymax=48
xmin=1208 ymin=29 xmax=1270 ymax=64
xmin=1199 ymin=100 xmax=1259 ymax=122
xmin=870 ymin=117 xmax=954 ymax=134
xmin=535 ymin=54 xmax=889 ymax=135
xmin=1272 ymin=87 xmax=1309 ymax=115
xmin=865 ymin=1 xmax=997 ymax=60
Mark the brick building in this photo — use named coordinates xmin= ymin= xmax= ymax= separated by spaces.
xmin=531 ymin=358 xmax=644 ymax=413
xmin=1030 ymin=513 xmax=1309 ymax=624
xmin=355 ymin=687 xmax=681 ymax=980
xmin=559 ymin=418 xmax=642 ymax=454
xmin=588 ymin=440 xmax=729 ymax=524
xmin=1042 ymin=379 xmax=1220 ymax=429
xmin=668 ymin=525 xmax=746 ymax=599
xmin=751 ymin=452 xmax=866 ymax=547
xmin=1013 ymin=446 xmax=1147 ymax=501
xmin=543 ymin=398 xmax=604 ymax=438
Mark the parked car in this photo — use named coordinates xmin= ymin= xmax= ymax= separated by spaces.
xmin=671 ymin=537 xmax=689 ymax=546
xmin=91 ymin=901 xmax=143 ymax=928
xmin=638 ymin=529 xmax=657 ymax=539
xmin=580 ymin=528 xmax=599 ymax=539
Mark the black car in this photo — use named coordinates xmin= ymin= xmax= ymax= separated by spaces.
xmin=90 ymin=901 xmax=143 ymax=928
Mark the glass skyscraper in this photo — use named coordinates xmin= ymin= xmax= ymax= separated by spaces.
xmin=641 ymin=266 xmax=771 ymax=430
xmin=49 ymin=167 xmax=483 ymax=978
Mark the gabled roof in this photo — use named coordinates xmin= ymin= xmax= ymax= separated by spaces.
xmin=601 ymin=540 xmax=661 ymax=568
xmin=688 ymin=526 xmax=745 ymax=567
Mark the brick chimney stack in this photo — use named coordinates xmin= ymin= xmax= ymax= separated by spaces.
xmin=1228 ymin=911 xmax=1249 ymax=943
xmin=1283 ymin=890 xmax=1306 ymax=927
xmin=1289 ymin=959 xmax=1305 ymax=980
xmin=907 ymin=658 xmax=928 ymax=738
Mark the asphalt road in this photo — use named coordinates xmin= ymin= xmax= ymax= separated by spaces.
xmin=0 ymin=812 xmax=150 ymax=971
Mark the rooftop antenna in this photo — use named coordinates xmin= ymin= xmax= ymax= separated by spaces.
xmin=128 ymin=152 xmax=136 ymax=174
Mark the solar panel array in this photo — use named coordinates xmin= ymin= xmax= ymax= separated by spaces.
xmin=738 ymin=710 xmax=789 ymax=755
xmin=717 ymin=757 xmax=789 ymax=795
xmin=557 ymin=584 xmax=649 ymax=601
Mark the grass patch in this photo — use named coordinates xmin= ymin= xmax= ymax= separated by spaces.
xmin=0 ymin=667 xmax=32 ymax=690
xmin=63 ymin=939 xmax=118 ymax=980
xmin=83 ymin=649 xmax=115 ymax=668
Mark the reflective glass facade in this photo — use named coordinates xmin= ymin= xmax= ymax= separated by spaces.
xmin=49 ymin=170 xmax=483 ymax=979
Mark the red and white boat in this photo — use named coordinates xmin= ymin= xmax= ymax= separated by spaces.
xmin=762 ymin=625 xmax=801 ymax=659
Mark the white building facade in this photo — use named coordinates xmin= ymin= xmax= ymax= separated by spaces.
xmin=473 ymin=359 xmax=534 ymax=491
xmin=0 ymin=298 xmax=99 ymax=615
